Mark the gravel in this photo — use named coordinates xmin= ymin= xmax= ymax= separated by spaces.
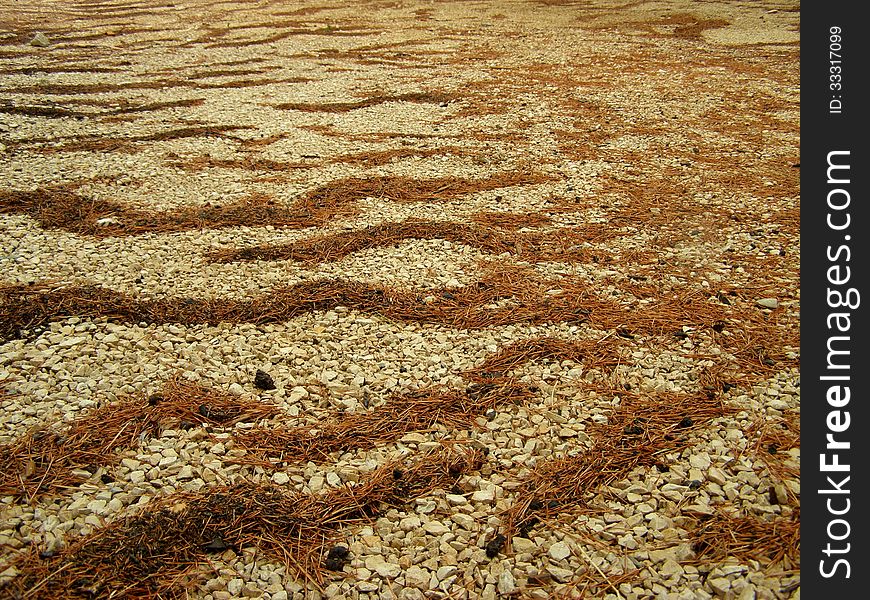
xmin=0 ymin=0 xmax=799 ymax=599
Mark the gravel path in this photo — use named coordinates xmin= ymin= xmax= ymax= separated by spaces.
xmin=1 ymin=1 xmax=799 ymax=599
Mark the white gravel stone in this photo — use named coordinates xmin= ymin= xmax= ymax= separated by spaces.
xmin=365 ymin=556 xmax=401 ymax=579
xmin=497 ymin=570 xmax=516 ymax=594
xmin=756 ymin=298 xmax=779 ymax=309
xmin=271 ymin=472 xmax=290 ymax=485
xmin=548 ymin=541 xmax=572 ymax=561
xmin=547 ymin=565 xmax=576 ymax=583
xmin=227 ymin=578 xmax=244 ymax=596
xmin=404 ymin=565 xmax=430 ymax=589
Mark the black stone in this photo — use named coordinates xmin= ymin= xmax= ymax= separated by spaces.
xmin=203 ymin=534 xmax=229 ymax=553
xmin=769 ymin=486 xmax=779 ymax=505
xmin=327 ymin=545 xmax=349 ymax=560
xmin=147 ymin=394 xmax=163 ymax=405
xmin=485 ymin=534 xmax=506 ymax=558
xmin=254 ymin=369 xmax=276 ymax=390
xmin=325 ymin=545 xmax=350 ymax=571
xmin=517 ymin=516 xmax=539 ymax=538
xmin=687 ymin=480 xmax=702 ymax=490
xmin=678 ymin=417 xmax=694 ymax=428
xmin=324 ymin=557 xmax=345 ymax=572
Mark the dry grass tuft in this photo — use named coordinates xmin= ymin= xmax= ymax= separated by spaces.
xmin=274 ymin=91 xmax=455 ymax=112
xmin=0 ymin=173 xmax=550 ymax=236
xmin=471 ymin=211 xmax=552 ymax=230
xmin=168 ymin=146 xmax=473 ymax=173
xmin=0 ymin=187 xmax=321 ymax=236
xmin=468 ymin=337 xmax=625 ymax=383
xmin=0 ymin=98 xmax=205 ymax=119
xmin=0 ymin=375 xmax=280 ymax=500
xmin=232 ymin=382 xmax=530 ymax=467
xmin=503 ymin=388 xmax=732 ymax=536
xmin=331 ymin=146 xmax=472 ymax=166
xmin=9 ymin=125 xmax=251 ymax=153
xmin=207 ymin=219 xmax=595 ymax=264
xmin=2 ymin=446 xmax=483 ymax=599
xmin=2 ymin=77 xmax=307 ymax=96
xmin=0 ymin=271 xmax=795 ymax=387
xmin=688 ymin=509 xmax=800 ymax=573
xmin=296 ymin=172 xmax=554 ymax=206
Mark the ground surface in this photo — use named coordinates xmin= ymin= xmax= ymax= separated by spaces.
xmin=0 ymin=1 xmax=800 ymax=599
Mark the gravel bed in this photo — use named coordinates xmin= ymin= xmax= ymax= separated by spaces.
xmin=1 ymin=1 xmax=799 ymax=598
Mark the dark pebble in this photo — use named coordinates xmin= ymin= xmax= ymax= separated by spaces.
xmin=254 ymin=369 xmax=276 ymax=390
xmin=203 ymin=534 xmax=229 ymax=553
xmin=147 ymin=394 xmax=163 ymax=405
xmin=327 ymin=545 xmax=349 ymax=560
xmin=688 ymin=480 xmax=702 ymax=490
xmin=485 ymin=534 xmax=506 ymax=558
xmin=324 ymin=557 xmax=345 ymax=571
xmin=518 ymin=516 xmax=540 ymax=537
xmin=678 ymin=417 xmax=694 ymax=428
xmin=768 ymin=486 xmax=779 ymax=505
